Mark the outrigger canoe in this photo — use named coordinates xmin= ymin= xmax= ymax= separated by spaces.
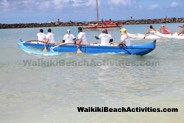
xmin=19 ymin=39 xmax=156 ymax=56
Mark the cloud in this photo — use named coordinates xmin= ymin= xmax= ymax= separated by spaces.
xmin=148 ymin=4 xmax=160 ymax=10
xmin=0 ymin=0 xmax=36 ymax=11
xmin=170 ymin=1 xmax=179 ymax=8
xmin=0 ymin=0 xmax=96 ymax=12
xmin=37 ymin=0 xmax=69 ymax=10
xmin=109 ymin=0 xmax=136 ymax=6
xmin=138 ymin=5 xmax=143 ymax=9
xmin=1 ymin=0 xmax=10 ymax=11
xmin=53 ymin=0 xmax=63 ymax=9
xmin=85 ymin=0 xmax=96 ymax=7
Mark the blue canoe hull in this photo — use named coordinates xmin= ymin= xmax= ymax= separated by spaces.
xmin=19 ymin=39 xmax=156 ymax=55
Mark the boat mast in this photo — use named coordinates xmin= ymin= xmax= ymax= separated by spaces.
xmin=96 ymin=0 xmax=99 ymax=23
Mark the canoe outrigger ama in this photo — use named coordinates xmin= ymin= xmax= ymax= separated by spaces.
xmin=17 ymin=42 xmax=61 ymax=56
xmin=18 ymin=39 xmax=156 ymax=56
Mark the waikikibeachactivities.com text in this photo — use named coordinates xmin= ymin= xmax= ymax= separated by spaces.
xmin=77 ymin=107 xmax=178 ymax=113
xmin=22 ymin=59 xmax=160 ymax=67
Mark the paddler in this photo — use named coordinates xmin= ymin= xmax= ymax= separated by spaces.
xmin=94 ymin=29 xmax=114 ymax=46
xmin=45 ymin=28 xmax=55 ymax=44
xmin=62 ymin=29 xmax=76 ymax=44
xmin=76 ymin=27 xmax=88 ymax=46
xmin=74 ymin=27 xmax=88 ymax=54
xmin=37 ymin=29 xmax=45 ymax=41
xmin=118 ymin=28 xmax=131 ymax=46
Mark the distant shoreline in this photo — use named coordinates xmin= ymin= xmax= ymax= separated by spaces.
xmin=0 ymin=17 xmax=184 ymax=29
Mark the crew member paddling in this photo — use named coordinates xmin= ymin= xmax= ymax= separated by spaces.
xmin=37 ymin=29 xmax=45 ymax=41
xmin=63 ymin=29 xmax=76 ymax=43
xmin=118 ymin=28 xmax=131 ymax=46
xmin=94 ymin=29 xmax=113 ymax=46
xmin=76 ymin=27 xmax=88 ymax=46
xmin=45 ymin=28 xmax=55 ymax=44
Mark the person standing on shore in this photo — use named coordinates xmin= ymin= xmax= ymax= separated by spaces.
xmin=118 ymin=28 xmax=131 ymax=46
xmin=159 ymin=25 xmax=171 ymax=34
xmin=45 ymin=28 xmax=55 ymax=44
xmin=62 ymin=29 xmax=76 ymax=43
xmin=178 ymin=25 xmax=184 ymax=36
xmin=94 ymin=29 xmax=114 ymax=46
xmin=37 ymin=29 xmax=45 ymax=41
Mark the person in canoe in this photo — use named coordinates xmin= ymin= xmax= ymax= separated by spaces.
xmin=45 ymin=28 xmax=55 ymax=44
xmin=76 ymin=27 xmax=88 ymax=46
xmin=178 ymin=25 xmax=184 ymax=36
xmin=94 ymin=29 xmax=114 ymax=46
xmin=37 ymin=29 xmax=45 ymax=41
xmin=159 ymin=25 xmax=171 ymax=34
xmin=118 ymin=28 xmax=131 ymax=46
xmin=62 ymin=29 xmax=76 ymax=44
xmin=74 ymin=27 xmax=88 ymax=53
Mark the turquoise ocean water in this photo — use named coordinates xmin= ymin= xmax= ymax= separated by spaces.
xmin=0 ymin=23 xmax=184 ymax=123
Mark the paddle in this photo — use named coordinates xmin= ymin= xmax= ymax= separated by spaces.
xmin=43 ymin=40 xmax=48 ymax=52
xmin=43 ymin=39 xmax=58 ymax=52
xmin=118 ymin=43 xmax=132 ymax=55
xmin=143 ymin=36 xmax=146 ymax=39
xmin=77 ymin=45 xmax=82 ymax=54
xmin=75 ymin=39 xmax=83 ymax=54
xmin=143 ymin=34 xmax=148 ymax=39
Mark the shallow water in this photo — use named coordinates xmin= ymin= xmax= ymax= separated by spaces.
xmin=0 ymin=23 xmax=184 ymax=123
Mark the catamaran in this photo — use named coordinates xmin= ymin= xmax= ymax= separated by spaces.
xmin=83 ymin=0 xmax=122 ymax=30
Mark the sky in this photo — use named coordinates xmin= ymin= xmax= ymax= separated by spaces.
xmin=0 ymin=0 xmax=183 ymax=24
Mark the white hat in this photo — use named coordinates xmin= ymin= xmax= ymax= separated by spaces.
xmin=67 ymin=29 xmax=70 ymax=33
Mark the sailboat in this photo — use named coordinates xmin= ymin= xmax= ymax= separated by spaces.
xmin=83 ymin=0 xmax=122 ymax=30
